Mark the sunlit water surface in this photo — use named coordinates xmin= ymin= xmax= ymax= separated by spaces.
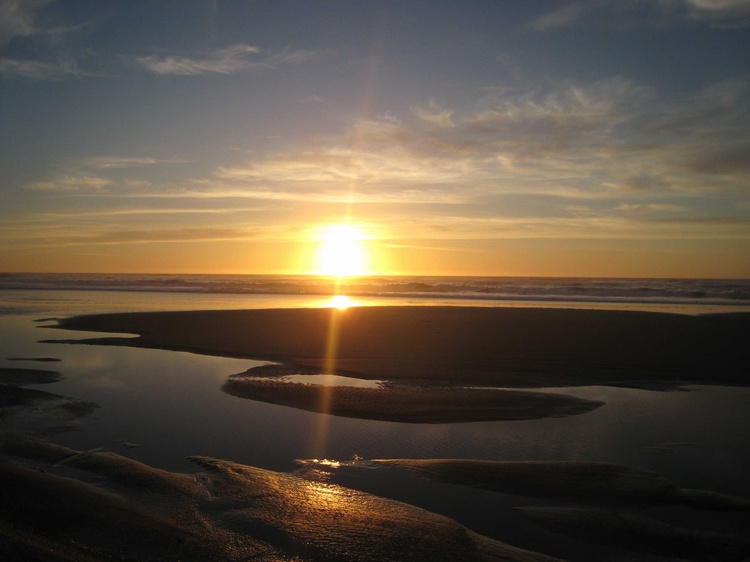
xmin=2 ymin=289 xmax=749 ymax=559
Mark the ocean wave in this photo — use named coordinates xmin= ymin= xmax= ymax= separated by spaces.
xmin=1 ymin=273 xmax=749 ymax=306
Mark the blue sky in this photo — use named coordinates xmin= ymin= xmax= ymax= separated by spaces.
xmin=1 ymin=0 xmax=749 ymax=276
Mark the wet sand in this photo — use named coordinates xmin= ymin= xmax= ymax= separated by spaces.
xmin=0 ymin=367 xmax=62 ymax=386
xmin=54 ymin=306 xmax=750 ymax=387
xmin=371 ymin=459 xmax=750 ymax=510
xmin=0 ymin=367 xmax=97 ymax=435
xmin=0 ymin=439 xmax=560 ymax=561
xmin=515 ymin=507 xmax=750 ymax=560
xmin=222 ymin=376 xmax=603 ymax=422
xmin=304 ymin=458 xmax=750 ymax=559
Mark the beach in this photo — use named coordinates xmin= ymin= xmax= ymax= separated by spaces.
xmin=5 ymin=0 xmax=750 ymax=556
xmin=3 ymin=301 xmax=750 ymax=560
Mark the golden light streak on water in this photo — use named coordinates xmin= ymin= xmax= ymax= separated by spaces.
xmin=310 ymin=279 xmax=348 ymax=458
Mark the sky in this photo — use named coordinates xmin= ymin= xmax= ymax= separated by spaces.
xmin=1 ymin=0 xmax=749 ymax=278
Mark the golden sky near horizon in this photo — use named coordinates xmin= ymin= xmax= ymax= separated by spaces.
xmin=2 ymin=1 xmax=749 ymax=278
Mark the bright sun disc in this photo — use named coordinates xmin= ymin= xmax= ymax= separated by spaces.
xmin=315 ymin=224 xmax=369 ymax=277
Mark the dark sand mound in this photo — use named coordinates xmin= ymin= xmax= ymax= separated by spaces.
xmin=358 ymin=459 xmax=750 ymax=560
xmin=6 ymin=357 xmax=62 ymax=362
xmin=0 ymin=367 xmax=62 ymax=386
xmin=52 ymin=307 xmax=750 ymax=387
xmin=0 ymin=371 xmax=97 ymax=436
xmin=222 ymin=376 xmax=603 ymax=423
xmin=0 ymin=439 xmax=560 ymax=561
xmin=516 ymin=507 xmax=750 ymax=561
xmin=372 ymin=459 xmax=750 ymax=510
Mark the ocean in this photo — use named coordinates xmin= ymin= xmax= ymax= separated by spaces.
xmin=2 ymin=272 xmax=749 ymax=315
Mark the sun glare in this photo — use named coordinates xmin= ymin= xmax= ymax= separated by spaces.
xmin=315 ymin=224 xmax=370 ymax=277
xmin=329 ymin=295 xmax=352 ymax=309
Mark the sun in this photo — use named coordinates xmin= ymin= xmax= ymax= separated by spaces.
xmin=315 ymin=224 xmax=370 ymax=277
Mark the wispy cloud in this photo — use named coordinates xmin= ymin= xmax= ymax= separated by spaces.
xmin=23 ymin=154 xmax=190 ymax=192
xmin=370 ymin=213 xmax=750 ymax=241
xmin=27 ymin=207 xmax=260 ymax=221
xmin=615 ymin=203 xmax=685 ymax=214
xmin=222 ymin=75 xmax=749 ymax=199
xmin=75 ymin=227 xmax=257 ymax=246
xmin=83 ymin=156 xmax=190 ymax=169
xmin=0 ymin=0 xmax=91 ymax=45
xmin=1 ymin=226 xmax=260 ymax=248
xmin=413 ymin=101 xmax=455 ymax=128
xmin=1 ymin=0 xmax=53 ymax=43
xmin=529 ymin=0 xmax=750 ymax=30
xmin=26 ymin=176 xmax=113 ymax=192
xmin=0 ymin=1 xmax=96 ymax=79
xmin=103 ymin=182 xmax=467 ymax=206
xmin=135 ymin=44 xmax=322 ymax=76
xmin=265 ymin=46 xmax=322 ymax=67
xmin=685 ymin=0 xmax=750 ymax=26
xmin=216 ymin=146 xmax=477 ymax=186
xmin=0 ymin=55 xmax=86 ymax=79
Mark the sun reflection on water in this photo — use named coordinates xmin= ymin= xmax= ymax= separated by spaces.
xmin=312 ymin=459 xmax=341 ymax=468
xmin=329 ymin=295 xmax=353 ymax=310
xmin=309 ymin=303 xmax=347 ymax=458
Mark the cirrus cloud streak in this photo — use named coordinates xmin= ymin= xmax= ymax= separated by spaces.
xmin=135 ymin=44 xmax=323 ymax=76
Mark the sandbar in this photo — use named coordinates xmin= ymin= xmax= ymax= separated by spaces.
xmin=336 ymin=459 xmax=750 ymax=558
xmin=7 ymin=357 xmax=61 ymax=362
xmin=0 ymin=366 xmax=97 ymax=438
xmin=222 ymin=377 xmax=603 ymax=423
xmin=371 ymin=459 xmax=750 ymax=510
xmin=0 ymin=367 xmax=62 ymax=386
xmin=516 ymin=507 xmax=750 ymax=560
xmin=53 ymin=306 xmax=750 ymax=387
